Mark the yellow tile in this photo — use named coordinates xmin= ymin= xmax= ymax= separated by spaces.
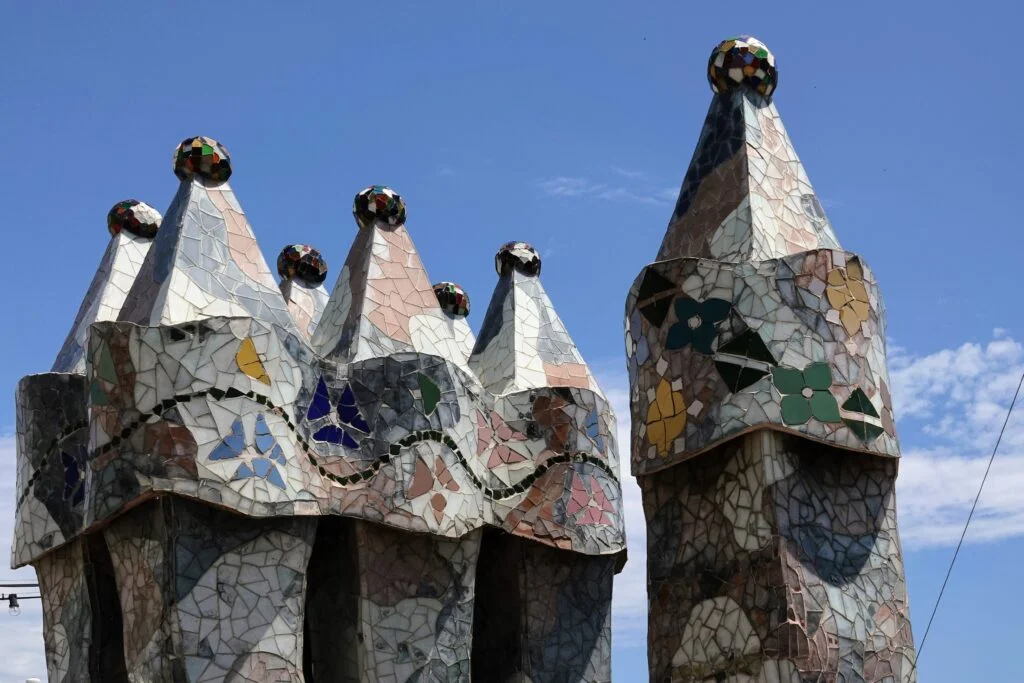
xmin=236 ymin=337 xmax=271 ymax=385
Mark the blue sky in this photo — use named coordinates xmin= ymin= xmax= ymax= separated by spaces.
xmin=1 ymin=2 xmax=1022 ymax=680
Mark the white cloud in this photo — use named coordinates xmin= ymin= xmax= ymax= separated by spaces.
xmin=890 ymin=331 xmax=1024 ymax=547
xmin=537 ymin=174 xmax=676 ymax=206
xmin=0 ymin=435 xmax=47 ymax=680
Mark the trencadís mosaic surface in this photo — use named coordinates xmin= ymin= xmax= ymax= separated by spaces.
xmin=14 ymin=138 xmax=623 ymax=682
xmin=626 ymin=37 xmax=918 ymax=682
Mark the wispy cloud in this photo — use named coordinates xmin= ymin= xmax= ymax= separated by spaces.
xmin=537 ymin=174 xmax=677 ymax=207
xmin=609 ymin=166 xmax=647 ymax=180
xmin=537 ymin=176 xmax=607 ymax=197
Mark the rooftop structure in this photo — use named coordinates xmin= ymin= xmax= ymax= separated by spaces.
xmin=625 ymin=36 xmax=918 ymax=682
xmin=13 ymin=138 xmax=625 ymax=682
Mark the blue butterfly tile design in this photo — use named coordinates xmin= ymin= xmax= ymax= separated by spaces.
xmin=306 ymin=376 xmax=370 ymax=449
xmin=209 ymin=414 xmax=288 ymax=490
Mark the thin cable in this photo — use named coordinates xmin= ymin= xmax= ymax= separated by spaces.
xmin=910 ymin=368 xmax=1024 ymax=670
xmin=0 ymin=583 xmax=38 ymax=588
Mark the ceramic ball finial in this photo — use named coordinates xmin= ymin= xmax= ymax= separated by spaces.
xmin=173 ymin=136 xmax=232 ymax=182
xmin=495 ymin=241 xmax=541 ymax=277
xmin=707 ymin=36 xmax=777 ymax=99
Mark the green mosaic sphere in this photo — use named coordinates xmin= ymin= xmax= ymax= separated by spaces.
xmin=174 ymin=136 xmax=232 ymax=182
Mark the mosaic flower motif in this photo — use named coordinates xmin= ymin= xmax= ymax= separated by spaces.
xmin=666 ymin=297 xmax=731 ymax=354
xmin=567 ymin=472 xmax=615 ymax=527
xmin=647 ymin=378 xmax=686 ymax=456
xmin=306 ymin=376 xmax=370 ymax=448
xmin=477 ymin=410 xmax=527 ymax=467
xmin=772 ymin=363 xmax=841 ymax=425
xmin=826 ymin=259 xmax=870 ymax=336
xmin=408 ymin=454 xmax=461 ymax=524
xmin=208 ymin=415 xmax=288 ymax=490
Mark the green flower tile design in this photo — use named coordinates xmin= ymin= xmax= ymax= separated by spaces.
xmin=772 ymin=362 xmax=841 ymax=425
xmin=666 ymin=297 xmax=731 ymax=354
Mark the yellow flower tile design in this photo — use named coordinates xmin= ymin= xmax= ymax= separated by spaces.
xmin=647 ymin=378 xmax=686 ymax=457
xmin=235 ymin=336 xmax=271 ymax=385
xmin=825 ymin=259 xmax=870 ymax=336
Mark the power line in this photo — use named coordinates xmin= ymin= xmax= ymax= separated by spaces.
xmin=909 ymin=368 xmax=1024 ymax=673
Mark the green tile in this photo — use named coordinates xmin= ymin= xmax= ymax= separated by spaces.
xmin=843 ymin=418 xmax=884 ymax=442
xmin=802 ymin=362 xmax=833 ymax=391
xmin=810 ymin=391 xmax=841 ymax=423
xmin=781 ymin=394 xmax=811 ymax=425
xmin=772 ymin=366 xmax=804 ymax=394
xmin=418 ymin=373 xmax=440 ymax=416
xmin=841 ymin=388 xmax=879 ymax=417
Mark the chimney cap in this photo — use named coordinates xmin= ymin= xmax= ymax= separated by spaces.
xmin=707 ymin=36 xmax=777 ymax=99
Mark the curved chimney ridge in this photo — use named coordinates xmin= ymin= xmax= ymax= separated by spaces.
xmin=13 ymin=139 xmax=623 ymax=681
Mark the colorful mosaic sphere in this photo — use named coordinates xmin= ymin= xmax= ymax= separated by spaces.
xmin=277 ymin=244 xmax=328 ymax=286
xmin=352 ymin=185 xmax=406 ymax=230
xmin=107 ymin=199 xmax=162 ymax=239
xmin=433 ymin=282 xmax=470 ymax=317
xmin=173 ymin=136 xmax=232 ymax=182
xmin=707 ymin=36 xmax=777 ymax=99
xmin=495 ymin=241 xmax=542 ymax=277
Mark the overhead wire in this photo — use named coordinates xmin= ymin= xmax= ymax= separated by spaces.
xmin=909 ymin=368 xmax=1024 ymax=672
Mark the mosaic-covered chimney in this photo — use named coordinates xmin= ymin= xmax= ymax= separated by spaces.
xmin=13 ymin=137 xmax=626 ymax=682
xmin=625 ymin=37 xmax=918 ymax=682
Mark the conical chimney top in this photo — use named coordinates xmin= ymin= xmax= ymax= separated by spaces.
xmin=656 ymin=37 xmax=841 ymax=264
